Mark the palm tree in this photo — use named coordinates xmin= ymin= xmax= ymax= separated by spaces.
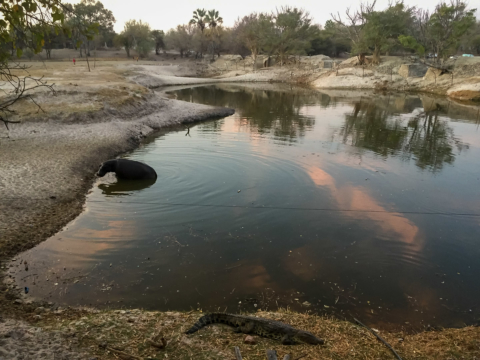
xmin=189 ymin=9 xmax=207 ymax=33
xmin=205 ymin=10 xmax=223 ymax=59
xmin=205 ymin=10 xmax=223 ymax=30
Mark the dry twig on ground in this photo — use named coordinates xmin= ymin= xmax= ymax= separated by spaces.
xmin=354 ymin=317 xmax=402 ymax=360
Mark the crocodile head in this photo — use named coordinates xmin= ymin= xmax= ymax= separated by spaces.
xmin=295 ymin=330 xmax=325 ymax=345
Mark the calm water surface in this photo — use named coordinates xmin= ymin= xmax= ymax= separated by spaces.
xmin=11 ymin=85 xmax=480 ymax=329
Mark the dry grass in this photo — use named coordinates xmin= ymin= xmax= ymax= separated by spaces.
xmin=0 ymin=60 xmax=155 ymax=123
xmin=31 ymin=308 xmax=480 ymax=360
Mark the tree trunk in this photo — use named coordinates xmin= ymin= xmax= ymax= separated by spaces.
xmin=155 ymin=46 xmax=159 ymax=55
xmin=372 ymin=45 xmax=381 ymax=65
xmin=180 ymin=50 xmax=184 ymax=58
xmin=86 ymin=41 xmax=91 ymax=57
xmin=126 ymin=47 xmax=130 ymax=57
xmin=85 ymin=52 xmax=91 ymax=72
xmin=79 ymin=46 xmax=83 ymax=58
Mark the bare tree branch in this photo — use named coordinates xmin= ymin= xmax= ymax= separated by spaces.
xmin=0 ymin=63 xmax=56 ymax=130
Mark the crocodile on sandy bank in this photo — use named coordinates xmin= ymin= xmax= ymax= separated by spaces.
xmin=185 ymin=313 xmax=325 ymax=345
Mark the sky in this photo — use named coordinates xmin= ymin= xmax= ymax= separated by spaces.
xmin=80 ymin=0 xmax=477 ymax=33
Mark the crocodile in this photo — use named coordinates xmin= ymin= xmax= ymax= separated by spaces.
xmin=185 ymin=313 xmax=325 ymax=345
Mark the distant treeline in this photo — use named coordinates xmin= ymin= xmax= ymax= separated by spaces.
xmin=2 ymin=0 xmax=479 ymax=64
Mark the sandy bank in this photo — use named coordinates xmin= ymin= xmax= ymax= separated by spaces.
xmin=129 ymin=64 xmax=284 ymax=88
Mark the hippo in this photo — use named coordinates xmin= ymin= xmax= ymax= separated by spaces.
xmin=97 ymin=159 xmax=157 ymax=180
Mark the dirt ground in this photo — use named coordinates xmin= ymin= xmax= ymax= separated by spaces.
xmin=1 ymin=50 xmax=480 ymax=359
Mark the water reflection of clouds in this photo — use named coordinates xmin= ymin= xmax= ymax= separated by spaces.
xmin=305 ymin=165 xmax=422 ymax=252
xmin=45 ymin=218 xmax=137 ymax=264
xmin=282 ymin=245 xmax=320 ymax=282
xmin=233 ymin=264 xmax=273 ymax=290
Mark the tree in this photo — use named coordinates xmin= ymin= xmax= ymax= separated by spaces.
xmin=122 ymin=20 xmax=155 ymax=57
xmin=229 ymin=18 xmax=251 ymax=58
xmin=92 ymin=28 xmax=116 ymax=49
xmin=205 ymin=9 xmax=223 ymax=29
xmin=360 ymin=2 xmax=415 ymax=64
xmin=319 ymin=20 xmax=352 ymax=57
xmin=331 ymin=0 xmax=377 ymax=64
xmin=0 ymin=0 xmax=68 ymax=61
xmin=407 ymin=9 xmax=434 ymax=60
xmin=267 ymin=7 xmax=317 ymax=66
xmin=427 ymin=0 xmax=476 ymax=61
xmin=460 ymin=20 xmax=480 ymax=54
xmin=332 ymin=1 xmax=415 ymax=64
xmin=398 ymin=35 xmax=425 ymax=56
xmin=119 ymin=20 xmax=153 ymax=58
xmin=165 ymin=24 xmax=194 ymax=57
xmin=151 ymin=30 xmax=165 ymax=55
xmin=0 ymin=0 xmax=73 ymax=129
xmin=189 ymin=9 xmax=208 ymax=57
xmin=235 ymin=13 xmax=273 ymax=69
xmin=472 ymin=34 xmax=480 ymax=54
xmin=113 ymin=33 xmax=132 ymax=56
xmin=205 ymin=9 xmax=223 ymax=59
xmin=42 ymin=24 xmax=67 ymax=59
xmin=65 ymin=0 xmax=115 ymax=56
xmin=207 ymin=26 xmax=230 ymax=58
xmin=189 ymin=9 xmax=207 ymax=33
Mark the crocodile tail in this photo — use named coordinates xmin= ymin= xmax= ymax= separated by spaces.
xmin=185 ymin=314 xmax=216 ymax=334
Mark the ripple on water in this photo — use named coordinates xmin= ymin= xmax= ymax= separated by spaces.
xmin=10 ymin=86 xmax=480 ymax=328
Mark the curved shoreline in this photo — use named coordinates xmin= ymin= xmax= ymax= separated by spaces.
xmin=0 ymin=93 xmax=234 ymax=260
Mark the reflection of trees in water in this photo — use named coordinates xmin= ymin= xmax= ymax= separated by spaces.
xmin=174 ymin=86 xmax=470 ymax=171
xmin=341 ymin=101 xmax=469 ymax=172
xmin=174 ymin=86 xmax=316 ymax=142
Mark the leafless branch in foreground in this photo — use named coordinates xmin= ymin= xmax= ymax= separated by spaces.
xmin=0 ymin=62 xmax=56 ymax=130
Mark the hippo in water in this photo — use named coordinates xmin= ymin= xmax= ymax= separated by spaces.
xmin=97 ymin=159 xmax=157 ymax=180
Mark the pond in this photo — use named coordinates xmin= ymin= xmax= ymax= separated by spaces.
xmin=10 ymin=85 xmax=480 ymax=329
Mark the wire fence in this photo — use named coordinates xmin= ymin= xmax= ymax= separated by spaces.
xmin=3 ymin=197 xmax=480 ymax=217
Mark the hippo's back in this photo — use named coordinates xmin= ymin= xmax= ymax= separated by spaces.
xmin=115 ymin=159 xmax=157 ymax=180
